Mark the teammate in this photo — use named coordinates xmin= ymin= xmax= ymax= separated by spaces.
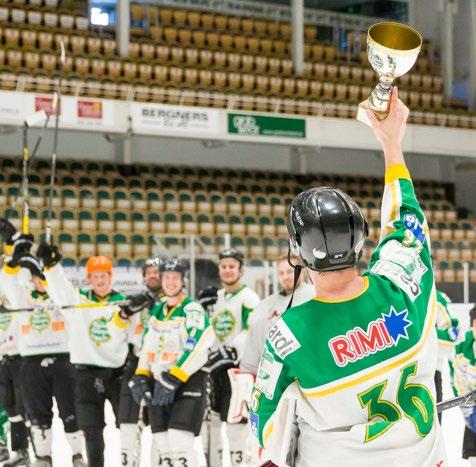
xmin=208 ymin=248 xmax=260 ymax=466
xmin=0 ymin=230 xmax=30 ymax=467
xmin=119 ymin=257 xmax=162 ymax=466
xmin=129 ymin=258 xmax=215 ymax=467
xmin=39 ymin=247 xmax=147 ymax=467
xmin=250 ymin=89 xmax=446 ymax=466
xmin=0 ymin=230 xmax=85 ymax=467
xmin=451 ymin=306 xmax=476 ymax=465
xmin=241 ymin=254 xmax=315 ymax=375
xmin=434 ymin=289 xmax=459 ymax=422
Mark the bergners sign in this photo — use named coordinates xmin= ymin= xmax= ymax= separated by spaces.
xmin=131 ymin=103 xmax=221 ymax=136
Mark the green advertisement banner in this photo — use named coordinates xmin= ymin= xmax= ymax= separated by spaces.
xmin=228 ymin=113 xmax=306 ymax=138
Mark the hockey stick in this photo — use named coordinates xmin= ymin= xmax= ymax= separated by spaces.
xmin=436 ymin=389 xmax=476 ymax=412
xmin=45 ymin=41 xmax=65 ymax=244
xmin=132 ymin=394 xmax=150 ymax=467
xmin=0 ymin=301 xmax=132 ymax=314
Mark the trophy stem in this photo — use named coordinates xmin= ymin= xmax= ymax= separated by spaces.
xmin=367 ymin=81 xmax=393 ymax=119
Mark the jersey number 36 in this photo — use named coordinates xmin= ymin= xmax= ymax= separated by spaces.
xmin=358 ymin=361 xmax=434 ymax=443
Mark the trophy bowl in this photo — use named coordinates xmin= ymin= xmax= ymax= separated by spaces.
xmin=356 ymin=22 xmax=422 ymax=126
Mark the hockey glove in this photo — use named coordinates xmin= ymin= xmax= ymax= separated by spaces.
xmin=37 ymin=242 xmax=62 ymax=268
xmin=18 ymin=254 xmax=45 ymax=280
xmin=152 ymin=371 xmax=182 ymax=406
xmin=0 ymin=218 xmax=17 ymax=244
xmin=119 ymin=292 xmax=155 ymax=318
xmin=129 ymin=375 xmax=152 ymax=405
xmin=197 ymin=285 xmax=218 ymax=310
xmin=10 ymin=234 xmax=34 ymax=266
xmin=205 ymin=346 xmax=238 ymax=373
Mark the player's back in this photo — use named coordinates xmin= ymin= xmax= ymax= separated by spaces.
xmin=269 ymin=269 xmax=442 ymax=466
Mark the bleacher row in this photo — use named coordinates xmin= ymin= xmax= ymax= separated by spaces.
xmin=0 ymin=1 xmax=473 ymax=126
xmin=0 ymin=157 xmax=474 ymax=283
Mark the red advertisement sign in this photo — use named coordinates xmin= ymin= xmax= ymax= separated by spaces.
xmin=77 ymin=100 xmax=102 ymax=119
xmin=34 ymin=96 xmax=60 ymax=115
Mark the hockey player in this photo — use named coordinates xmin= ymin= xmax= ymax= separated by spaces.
xmin=451 ymin=306 xmax=476 ymax=465
xmin=251 ymin=89 xmax=446 ymax=466
xmin=241 ymin=254 xmax=315 ymax=375
xmin=0 ymin=231 xmax=85 ymax=467
xmin=434 ymin=289 xmax=459 ymax=423
xmin=38 ymin=247 xmax=147 ymax=467
xmin=119 ymin=257 xmax=162 ymax=466
xmin=208 ymin=248 xmax=260 ymax=466
xmin=129 ymin=258 xmax=215 ymax=467
xmin=0 ymin=235 xmax=30 ymax=466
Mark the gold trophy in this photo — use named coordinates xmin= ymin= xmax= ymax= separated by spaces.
xmin=356 ymin=22 xmax=422 ymax=126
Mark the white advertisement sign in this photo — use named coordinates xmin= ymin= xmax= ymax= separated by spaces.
xmin=131 ymin=103 xmax=221 ymax=136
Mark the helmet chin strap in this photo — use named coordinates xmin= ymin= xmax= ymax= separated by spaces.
xmin=286 ymin=247 xmax=302 ymax=311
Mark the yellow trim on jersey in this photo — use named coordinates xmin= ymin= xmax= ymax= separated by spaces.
xmin=113 ymin=311 xmax=128 ymax=329
xmin=135 ymin=368 xmax=152 ymax=377
xmin=263 ymin=421 xmax=274 ymax=445
xmin=169 ymin=366 xmax=189 ymax=382
xmin=3 ymin=264 xmax=19 ymax=275
xmin=385 ymin=164 xmax=411 ymax=184
xmin=303 ymin=290 xmax=437 ymax=398
xmin=314 ymin=277 xmax=369 ymax=303
xmin=4 ymin=245 xmax=13 ymax=255
xmin=437 ymin=339 xmax=455 ymax=348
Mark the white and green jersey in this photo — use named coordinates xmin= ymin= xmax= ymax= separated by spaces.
xmin=211 ymin=285 xmax=260 ymax=358
xmin=136 ymin=296 xmax=215 ymax=383
xmin=44 ymin=264 xmax=129 ymax=368
xmin=241 ymin=282 xmax=315 ymax=375
xmin=435 ymin=290 xmax=459 ymax=371
xmin=451 ymin=330 xmax=476 ymax=397
xmin=250 ymin=164 xmax=445 ymax=467
xmin=0 ymin=281 xmax=20 ymax=357
xmin=0 ymin=264 xmax=69 ymax=357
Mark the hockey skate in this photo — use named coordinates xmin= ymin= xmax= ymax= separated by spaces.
xmin=29 ymin=456 xmax=52 ymax=467
xmin=72 ymin=454 xmax=87 ymax=467
xmin=3 ymin=449 xmax=30 ymax=466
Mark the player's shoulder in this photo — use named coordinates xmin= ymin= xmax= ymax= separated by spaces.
xmin=242 ymin=285 xmax=259 ymax=300
xmin=183 ymin=299 xmax=205 ymax=314
xmin=436 ymin=289 xmax=452 ymax=304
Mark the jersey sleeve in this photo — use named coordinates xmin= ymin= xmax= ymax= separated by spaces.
xmin=368 ymin=163 xmax=433 ymax=302
xmin=435 ymin=291 xmax=459 ymax=351
xmin=242 ymin=289 xmax=260 ymax=330
xmin=240 ymin=310 xmax=268 ymax=375
xmin=250 ymin=315 xmax=297 ymax=448
xmin=0 ymin=264 xmax=30 ymax=309
xmin=169 ymin=302 xmax=215 ymax=382
xmin=451 ymin=341 xmax=472 ymax=396
xmin=135 ymin=319 xmax=153 ymax=377
xmin=43 ymin=264 xmax=80 ymax=307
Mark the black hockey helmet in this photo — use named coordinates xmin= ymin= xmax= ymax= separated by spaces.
xmin=218 ymin=248 xmax=244 ymax=267
xmin=142 ymin=257 xmax=160 ymax=276
xmin=287 ymin=187 xmax=368 ymax=272
xmin=159 ymin=258 xmax=187 ymax=277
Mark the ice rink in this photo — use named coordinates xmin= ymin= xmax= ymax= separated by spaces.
xmin=43 ymin=360 xmax=469 ymax=467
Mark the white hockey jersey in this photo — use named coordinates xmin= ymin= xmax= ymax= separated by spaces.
xmin=0 ymin=264 xmax=68 ymax=357
xmin=44 ymin=264 xmax=129 ymax=368
xmin=211 ymin=285 xmax=260 ymax=359
xmin=240 ymin=282 xmax=315 ymax=374
xmin=0 ymin=281 xmax=20 ymax=357
xmin=136 ymin=296 xmax=215 ymax=382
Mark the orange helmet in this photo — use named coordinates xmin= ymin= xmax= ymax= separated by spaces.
xmin=86 ymin=256 xmax=113 ymax=275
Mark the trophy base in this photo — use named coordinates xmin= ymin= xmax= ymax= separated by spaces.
xmin=356 ymin=100 xmax=388 ymax=127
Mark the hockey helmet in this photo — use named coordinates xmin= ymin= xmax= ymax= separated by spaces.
xmin=218 ymin=248 xmax=244 ymax=267
xmin=86 ymin=255 xmax=113 ymax=275
xmin=287 ymin=187 xmax=368 ymax=272
xmin=142 ymin=257 xmax=161 ymax=276
xmin=159 ymin=258 xmax=187 ymax=277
